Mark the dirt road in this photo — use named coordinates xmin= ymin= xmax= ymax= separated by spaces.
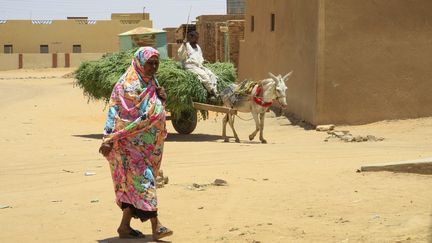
xmin=0 ymin=69 xmax=431 ymax=242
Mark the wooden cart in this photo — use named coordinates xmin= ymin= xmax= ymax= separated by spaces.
xmin=168 ymin=102 xmax=237 ymax=134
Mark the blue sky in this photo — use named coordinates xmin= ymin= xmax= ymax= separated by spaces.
xmin=0 ymin=0 xmax=227 ymax=29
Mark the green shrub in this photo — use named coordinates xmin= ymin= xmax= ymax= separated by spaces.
xmin=74 ymin=49 xmax=236 ymax=119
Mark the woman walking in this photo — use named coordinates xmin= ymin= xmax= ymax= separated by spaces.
xmin=99 ymin=47 xmax=173 ymax=240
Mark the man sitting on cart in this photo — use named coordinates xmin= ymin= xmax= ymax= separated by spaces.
xmin=178 ymin=31 xmax=219 ymax=100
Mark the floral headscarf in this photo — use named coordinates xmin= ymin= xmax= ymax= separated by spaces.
xmin=132 ymin=47 xmax=159 ymax=79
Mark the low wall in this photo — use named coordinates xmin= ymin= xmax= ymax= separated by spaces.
xmin=69 ymin=53 xmax=105 ymax=67
xmin=0 ymin=54 xmax=19 ymax=71
xmin=0 ymin=53 xmax=105 ymax=70
xmin=22 ymin=54 xmax=52 ymax=69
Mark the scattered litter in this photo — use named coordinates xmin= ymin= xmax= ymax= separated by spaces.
xmin=187 ymin=183 xmax=208 ymax=191
xmin=193 ymin=183 xmax=202 ymax=188
xmin=335 ymin=217 xmax=350 ymax=223
xmin=51 ymin=200 xmax=62 ymax=203
xmin=245 ymin=178 xmax=257 ymax=182
xmin=84 ymin=171 xmax=96 ymax=176
xmin=62 ymin=169 xmax=74 ymax=173
xmin=90 ymin=199 xmax=99 ymax=203
xmin=262 ymin=178 xmax=269 ymax=181
xmin=198 ymin=206 xmax=204 ymax=210
xmin=229 ymin=227 xmax=239 ymax=232
xmin=0 ymin=205 xmax=10 ymax=209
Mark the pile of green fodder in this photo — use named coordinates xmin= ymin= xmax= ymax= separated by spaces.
xmin=74 ymin=49 xmax=237 ymax=119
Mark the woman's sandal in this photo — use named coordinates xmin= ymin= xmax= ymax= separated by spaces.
xmin=153 ymin=226 xmax=173 ymax=240
xmin=118 ymin=228 xmax=146 ymax=239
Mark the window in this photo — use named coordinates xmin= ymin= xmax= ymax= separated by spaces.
xmin=73 ymin=44 xmax=81 ymax=53
xmin=251 ymin=15 xmax=255 ymax=32
xmin=4 ymin=44 xmax=13 ymax=53
xmin=40 ymin=45 xmax=49 ymax=53
xmin=271 ymin=13 xmax=275 ymax=32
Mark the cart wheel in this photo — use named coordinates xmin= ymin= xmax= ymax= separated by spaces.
xmin=171 ymin=110 xmax=198 ymax=134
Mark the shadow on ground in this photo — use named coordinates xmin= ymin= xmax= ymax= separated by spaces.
xmin=269 ymin=106 xmax=315 ymax=131
xmin=98 ymin=236 xmax=171 ymax=243
xmin=166 ymin=133 xmax=222 ymax=142
xmin=73 ymin=133 xmax=224 ymax=142
xmin=73 ymin=134 xmax=104 ymax=140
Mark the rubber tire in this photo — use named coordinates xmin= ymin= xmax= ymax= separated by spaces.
xmin=171 ymin=110 xmax=198 ymax=134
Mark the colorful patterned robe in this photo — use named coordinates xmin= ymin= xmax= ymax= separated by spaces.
xmin=102 ymin=47 xmax=166 ymax=213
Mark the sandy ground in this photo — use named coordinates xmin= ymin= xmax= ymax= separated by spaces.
xmin=0 ymin=68 xmax=431 ymax=243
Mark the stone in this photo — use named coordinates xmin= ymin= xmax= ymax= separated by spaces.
xmin=341 ymin=134 xmax=354 ymax=142
xmin=213 ymin=179 xmax=228 ymax=186
xmin=316 ymin=124 xmax=335 ymax=132
xmin=332 ymin=131 xmax=346 ymax=137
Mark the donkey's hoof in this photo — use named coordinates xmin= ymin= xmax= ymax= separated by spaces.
xmin=235 ymin=138 xmax=240 ymax=143
xmin=224 ymin=138 xmax=229 ymax=143
xmin=249 ymin=135 xmax=254 ymax=141
xmin=261 ymin=139 xmax=267 ymax=144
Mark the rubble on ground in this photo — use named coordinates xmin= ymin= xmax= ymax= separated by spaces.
xmin=325 ymin=130 xmax=384 ymax=142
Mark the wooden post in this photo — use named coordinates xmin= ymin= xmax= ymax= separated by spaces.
xmin=65 ymin=53 xmax=70 ymax=67
xmin=18 ymin=54 xmax=23 ymax=69
xmin=52 ymin=53 xmax=57 ymax=68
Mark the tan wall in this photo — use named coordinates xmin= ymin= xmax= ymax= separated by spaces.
xmin=167 ymin=43 xmax=181 ymax=60
xmin=316 ymin=0 xmax=432 ymax=124
xmin=163 ymin=28 xmax=177 ymax=43
xmin=239 ymin=0 xmax=432 ymax=125
xmin=57 ymin=53 xmax=65 ymax=68
xmin=196 ymin=15 xmax=244 ymax=63
xmin=0 ymin=54 xmax=19 ymax=70
xmin=22 ymin=54 xmax=52 ymax=69
xmin=0 ymin=53 xmax=105 ymax=70
xmin=111 ymin=13 xmax=150 ymax=20
xmin=69 ymin=53 xmax=105 ymax=67
xmin=0 ymin=19 xmax=152 ymax=54
xmin=227 ymin=20 xmax=244 ymax=69
xmin=239 ymin=0 xmax=319 ymax=123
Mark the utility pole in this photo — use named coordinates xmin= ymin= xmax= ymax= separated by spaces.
xmin=142 ymin=6 xmax=146 ymax=19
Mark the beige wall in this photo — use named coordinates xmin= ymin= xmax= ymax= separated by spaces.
xmin=69 ymin=53 xmax=105 ymax=67
xmin=111 ymin=13 xmax=150 ymax=20
xmin=239 ymin=0 xmax=319 ymax=123
xmin=239 ymin=0 xmax=432 ymax=125
xmin=196 ymin=15 xmax=244 ymax=63
xmin=0 ymin=54 xmax=19 ymax=71
xmin=0 ymin=19 xmax=152 ymax=54
xmin=22 ymin=54 xmax=52 ymax=69
xmin=0 ymin=53 xmax=105 ymax=70
xmin=316 ymin=0 xmax=432 ymax=124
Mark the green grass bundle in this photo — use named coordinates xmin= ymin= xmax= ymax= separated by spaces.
xmin=74 ymin=50 xmax=237 ymax=119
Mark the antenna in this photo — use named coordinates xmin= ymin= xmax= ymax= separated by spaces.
xmin=184 ymin=6 xmax=192 ymax=41
xmin=142 ymin=6 xmax=146 ymax=19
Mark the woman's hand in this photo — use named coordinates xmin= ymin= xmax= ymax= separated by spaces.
xmin=99 ymin=142 xmax=113 ymax=157
xmin=156 ymin=86 xmax=167 ymax=102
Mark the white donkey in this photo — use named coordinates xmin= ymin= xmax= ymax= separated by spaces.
xmin=221 ymin=71 xmax=292 ymax=143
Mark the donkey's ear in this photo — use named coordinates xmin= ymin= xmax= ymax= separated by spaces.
xmin=283 ymin=71 xmax=293 ymax=81
xmin=268 ymin=72 xmax=277 ymax=80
